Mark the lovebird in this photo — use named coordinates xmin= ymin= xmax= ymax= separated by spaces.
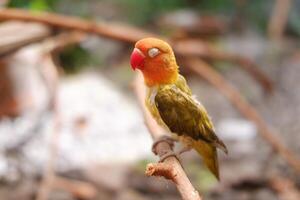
xmin=130 ymin=38 xmax=227 ymax=180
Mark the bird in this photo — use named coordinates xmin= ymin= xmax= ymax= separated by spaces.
xmin=130 ymin=37 xmax=227 ymax=180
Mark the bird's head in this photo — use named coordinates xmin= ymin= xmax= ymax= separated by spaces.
xmin=130 ymin=38 xmax=178 ymax=87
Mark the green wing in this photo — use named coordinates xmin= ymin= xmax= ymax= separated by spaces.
xmin=155 ymin=85 xmax=227 ymax=152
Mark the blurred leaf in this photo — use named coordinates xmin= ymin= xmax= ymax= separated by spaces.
xmin=8 ymin=0 xmax=58 ymax=11
xmin=288 ymin=8 xmax=300 ymax=36
xmin=115 ymin=0 xmax=190 ymax=25
xmin=30 ymin=0 xmax=49 ymax=11
xmin=8 ymin=0 xmax=28 ymax=8
xmin=195 ymin=0 xmax=235 ymax=12
xmin=59 ymin=44 xmax=92 ymax=74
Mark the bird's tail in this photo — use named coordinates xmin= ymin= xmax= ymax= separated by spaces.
xmin=192 ymin=140 xmax=220 ymax=180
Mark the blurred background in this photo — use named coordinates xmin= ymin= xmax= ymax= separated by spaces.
xmin=0 ymin=0 xmax=300 ymax=199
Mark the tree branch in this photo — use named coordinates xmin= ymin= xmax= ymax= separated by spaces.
xmin=36 ymin=32 xmax=87 ymax=200
xmin=268 ymin=0 xmax=293 ymax=40
xmin=0 ymin=8 xmax=154 ymax=43
xmin=53 ymin=176 xmax=97 ymax=199
xmin=174 ymin=39 xmax=274 ymax=93
xmin=133 ymin=72 xmax=201 ymax=200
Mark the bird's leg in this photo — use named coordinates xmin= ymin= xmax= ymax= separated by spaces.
xmin=152 ymin=135 xmax=177 ymax=162
xmin=152 ymin=136 xmax=192 ymax=162
xmin=152 ymin=135 xmax=177 ymax=155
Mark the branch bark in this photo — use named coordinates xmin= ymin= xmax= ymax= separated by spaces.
xmin=268 ymin=0 xmax=293 ymax=40
xmin=133 ymin=72 xmax=201 ymax=200
xmin=35 ymin=44 xmax=60 ymax=200
xmin=184 ymin=58 xmax=300 ymax=174
xmin=0 ymin=8 xmax=153 ymax=43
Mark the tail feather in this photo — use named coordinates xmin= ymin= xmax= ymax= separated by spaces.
xmin=192 ymin=140 xmax=220 ymax=180
xmin=213 ymin=139 xmax=228 ymax=154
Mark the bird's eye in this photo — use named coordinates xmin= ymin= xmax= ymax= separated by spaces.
xmin=148 ymin=48 xmax=160 ymax=58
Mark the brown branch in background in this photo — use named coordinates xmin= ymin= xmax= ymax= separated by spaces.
xmin=36 ymin=33 xmax=87 ymax=200
xmin=0 ymin=9 xmax=273 ymax=93
xmin=0 ymin=8 xmax=154 ymax=43
xmin=133 ymin=72 xmax=201 ymax=200
xmin=36 ymin=107 xmax=59 ymax=200
xmin=35 ymin=50 xmax=60 ymax=200
xmin=53 ymin=176 xmax=97 ymax=199
xmin=184 ymin=58 xmax=300 ymax=174
xmin=268 ymin=0 xmax=293 ymax=40
xmin=234 ymin=57 xmax=273 ymax=93
xmin=0 ymin=21 xmax=51 ymax=56
xmin=47 ymin=31 xmax=87 ymax=54
xmin=173 ymin=39 xmax=273 ymax=93
xmin=269 ymin=176 xmax=300 ymax=200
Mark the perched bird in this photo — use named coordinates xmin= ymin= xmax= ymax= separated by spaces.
xmin=130 ymin=38 xmax=227 ymax=180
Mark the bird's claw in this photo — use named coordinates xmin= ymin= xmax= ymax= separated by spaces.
xmin=152 ymin=135 xmax=176 ymax=155
xmin=159 ymin=146 xmax=192 ymax=162
xmin=158 ymin=151 xmax=177 ymax=162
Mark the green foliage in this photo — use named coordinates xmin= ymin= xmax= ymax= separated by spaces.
xmin=53 ymin=0 xmax=92 ymax=18
xmin=58 ymin=45 xmax=93 ymax=74
xmin=244 ymin=0 xmax=272 ymax=31
xmin=112 ymin=0 xmax=272 ymax=32
xmin=115 ymin=0 xmax=191 ymax=25
xmin=8 ymin=0 xmax=58 ymax=11
xmin=194 ymin=0 xmax=235 ymax=13
xmin=289 ymin=7 xmax=300 ymax=36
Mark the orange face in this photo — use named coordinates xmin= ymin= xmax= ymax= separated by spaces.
xmin=130 ymin=38 xmax=178 ymax=87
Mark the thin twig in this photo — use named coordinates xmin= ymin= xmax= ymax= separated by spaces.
xmin=53 ymin=176 xmax=97 ymax=199
xmin=133 ymin=72 xmax=201 ymax=200
xmin=36 ymin=32 xmax=87 ymax=200
xmin=268 ymin=0 xmax=293 ymax=40
xmin=174 ymin=39 xmax=274 ymax=93
xmin=184 ymin=58 xmax=300 ymax=173
xmin=269 ymin=176 xmax=300 ymax=200
xmin=0 ymin=20 xmax=51 ymax=56
xmin=35 ymin=54 xmax=60 ymax=200
xmin=0 ymin=8 xmax=154 ymax=43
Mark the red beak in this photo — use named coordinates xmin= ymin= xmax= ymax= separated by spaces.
xmin=130 ymin=48 xmax=145 ymax=70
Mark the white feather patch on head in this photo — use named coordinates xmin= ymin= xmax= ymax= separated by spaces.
xmin=148 ymin=48 xmax=160 ymax=58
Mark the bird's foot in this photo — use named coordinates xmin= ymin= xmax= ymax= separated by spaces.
xmin=158 ymin=146 xmax=192 ymax=163
xmin=159 ymin=151 xmax=177 ymax=162
xmin=152 ymin=135 xmax=177 ymax=155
